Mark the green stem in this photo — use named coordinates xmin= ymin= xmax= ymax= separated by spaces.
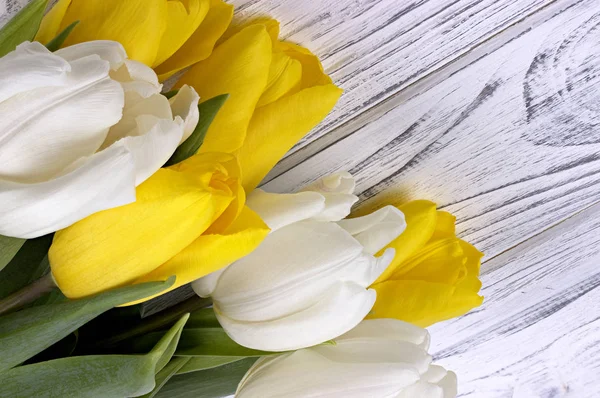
xmin=0 ymin=273 xmax=56 ymax=316
xmin=92 ymin=295 xmax=212 ymax=349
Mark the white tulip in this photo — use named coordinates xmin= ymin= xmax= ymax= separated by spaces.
xmin=236 ymin=319 xmax=458 ymax=398
xmin=192 ymin=173 xmax=406 ymax=351
xmin=0 ymin=41 xmax=199 ymax=238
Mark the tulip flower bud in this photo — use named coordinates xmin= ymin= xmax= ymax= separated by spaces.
xmin=236 ymin=319 xmax=457 ymax=398
xmin=192 ymin=173 xmax=406 ymax=351
xmin=0 ymin=41 xmax=199 ymax=238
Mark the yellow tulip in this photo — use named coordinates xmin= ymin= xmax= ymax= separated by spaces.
xmin=367 ymin=200 xmax=484 ymax=327
xmin=49 ymin=153 xmax=269 ymax=301
xmin=35 ymin=0 xmax=233 ymax=78
xmin=176 ymin=19 xmax=343 ymax=192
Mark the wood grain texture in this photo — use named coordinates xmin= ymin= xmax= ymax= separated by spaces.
xmin=264 ymin=0 xmax=600 ymax=261
xmin=428 ymin=202 xmax=600 ymax=397
xmin=229 ymin=0 xmax=552 ymax=155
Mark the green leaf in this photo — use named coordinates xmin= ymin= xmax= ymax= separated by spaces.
xmin=0 ymin=235 xmax=26 ymax=273
xmin=0 ymin=277 xmax=175 ymax=372
xmin=154 ymin=357 xmax=257 ymax=398
xmin=140 ymin=357 xmax=190 ymax=398
xmin=186 ymin=307 xmax=221 ymax=328
xmin=164 ymin=94 xmax=229 ymax=166
xmin=45 ymin=20 xmax=79 ymax=51
xmin=177 ymin=356 xmax=246 ymax=375
xmin=0 ymin=314 xmax=189 ymax=398
xmin=0 ymin=234 xmax=52 ymax=299
xmin=0 ymin=0 xmax=48 ymax=57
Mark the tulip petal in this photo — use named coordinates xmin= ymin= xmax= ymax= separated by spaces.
xmin=211 ymin=221 xmax=365 ymax=322
xmin=155 ymin=0 xmax=234 ymax=80
xmin=120 ymin=116 xmax=185 ymax=186
xmin=237 ymin=349 xmax=421 ymax=398
xmin=301 ymin=171 xmax=356 ymax=195
xmin=169 ymin=85 xmax=201 ymax=143
xmin=176 ymin=25 xmax=272 ymax=153
xmin=58 ymin=0 xmax=168 ymax=66
xmin=215 ymin=281 xmax=376 ymax=351
xmin=397 ymin=239 xmax=467 ymax=285
xmin=337 ymin=318 xmax=430 ymax=350
xmin=134 ymin=206 xmax=269 ymax=303
xmin=0 ymin=52 xmax=124 ymax=183
xmin=218 ymin=18 xmax=280 ymax=46
xmin=0 ymin=42 xmax=69 ymax=103
xmin=153 ymin=0 xmax=210 ymax=67
xmin=54 ymin=40 xmax=127 ymax=70
xmin=246 ymin=189 xmax=326 ymax=230
xmin=431 ymin=211 xmax=456 ymax=240
xmin=338 ymin=206 xmax=406 ymax=255
xmin=277 ymin=41 xmax=333 ymax=89
xmin=373 ymin=200 xmax=438 ymax=284
xmin=239 ymin=84 xmax=342 ymax=192
xmin=110 ymin=59 xmax=163 ymax=98
xmin=34 ymin=0 xmax=72 ymax=44
xmin=301 ymin=172 xmax=358 ymax=221
xmin=368 ymin=280 xmax=484 ymax=327
xmin=256 ymin=52 xmax=302 ymax=107
xmin=0 ymin=142 xmax=136 ymax=239
xmin=49 ymin=166 xmax=233 ymax=299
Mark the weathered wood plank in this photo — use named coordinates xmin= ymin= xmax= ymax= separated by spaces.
xmin=230 ymin=0 xmax=553 ymax=153
xmin=428 ymin=201 xmax=600 ymax=397
xmin=264 ymin=0 xmax=600 ymax=260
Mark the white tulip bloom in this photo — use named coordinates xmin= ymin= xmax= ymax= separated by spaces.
xmin=192 ymin=173 xmax=406 ymax=351
xmin=236 ymin=319 xmax=458 ymax=398
xmin=0 ymin=41 xmax=199 ymax=238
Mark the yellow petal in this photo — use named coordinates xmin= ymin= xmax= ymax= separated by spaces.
xmin=456 ymin=239 xmax=483 ymax=293
xmin=152 ymin=0 xmax=210 ymax=67
xmin=218 ymin=18 xmax=280 ymax=46
xmin=49 ymin=166 xmax=233 ymax=299
xmin=176 ymin=24 xmax=272 ymax=153
xmin=58 ymin=0 xmax=168 ymax=66
xmin=396 ymin=239 xmax=467 ymax=285
xmin=369 ymin=280 xmax=484 ymax=327
xmin=256 ymin=52 xmax=302 ymax=107
xmin=431 ymin=210 xmax=456 ymax=240
xmin=239 ymin=84 xmax=342 ymax=192
xmin=155 ymin=0 xmax=234 ymax=80
xmin=373 ymin=200 xmax=438 ymax=284
xmin=131 ymin=205 xmax=269 ymax=303
xmin=35 ymin=0 xmax=72 ymax=44
xmin=276 ymin=41 xmax=332 ymax=90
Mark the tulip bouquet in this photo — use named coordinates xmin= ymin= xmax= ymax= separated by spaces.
xmin=0 ymin=1 xmax=484 ymax=397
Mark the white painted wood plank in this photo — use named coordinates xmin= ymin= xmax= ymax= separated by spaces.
xmin=229 ymin=0 xmax=553 ymax=153
xmin=264 ymin=0 xmax=600 ymax=260
xmin=428 ymin=202 xmax=600 ymax=397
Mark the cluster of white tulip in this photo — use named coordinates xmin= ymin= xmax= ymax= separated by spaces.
xmin=0 ymin=41 xmax=199 ymax=238
xmin=194 ymin=173 xmax=458 ymax=397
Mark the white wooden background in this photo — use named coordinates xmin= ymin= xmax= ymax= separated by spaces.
xmin=3 ymin=0 xmax=600 ymax=396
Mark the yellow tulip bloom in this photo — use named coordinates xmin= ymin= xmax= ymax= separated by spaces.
xmin=35 ymin=0 xmax=233 ymax=78
xmin=176 ymin=19 xmax=343 ymax=192
xmin=49 ymin=153 xmax=269 ymax=301
xmin=367 ymin=200 xmax=484 ymax=327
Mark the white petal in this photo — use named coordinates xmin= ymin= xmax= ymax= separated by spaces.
xmin=309 ymin=192 xmax=358 ymax=222
xmin=437 ymin=370 xmax=458 ymax=398
xmin=337 ymin=205 xmax=406 ymax=254
xmin=119 ymin=115 xmax=184 ymax=186
xmin=169 ymin=85 xmax=200 ymax=143
xmin=215 ymin=281 xmax=376 ymax=351
xmin=396 ymin=382 xmax=445 ymax=398
xmin=211 ymin=221 xmax=364 ymax=322
xmin=0 ymin=55 xmax=124 ymax=183
xmin=55 ymin=40 xmax=127 ymax=70
xmin=246 ymin=189 xmax=326 ymax=230
xmin=101 ymin=92 xmax=173 ymax=149
xmin=301 ymin=171 xmax=356 ymax=195
xmin=338 ymin=319 xmax=431 ymax=350
xmin=236 ymin=349 xmax=420 ymax=398
xmin=0 ymin=142 xmax=136 ymax=239
xmin=110 ymin=59 xmax=162 ymax=97
xmin=0 ymin=42 xmax=69 ymax=103
xmin=192 ymin=267 xmax=228 ymax=298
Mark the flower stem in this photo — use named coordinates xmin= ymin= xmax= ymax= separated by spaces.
xmin=0 ymin=273 xmax=56 ymax=316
